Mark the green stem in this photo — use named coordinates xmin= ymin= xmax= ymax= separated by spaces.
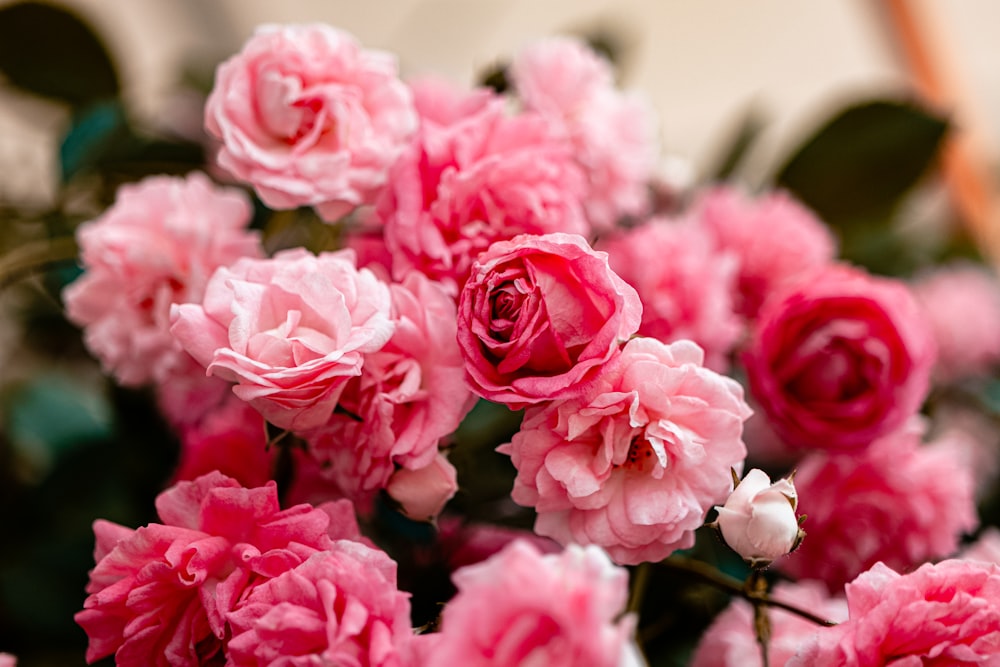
xmin=627 ymin=561 xmax=652 ymax=615
xmin=0 ymin=237 xmax=79 ymax=289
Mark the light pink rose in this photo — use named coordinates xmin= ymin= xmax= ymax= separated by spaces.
xmin=63 ymin=172 xmax=261 ymax=386
xmin=457 ymin=232 xmax=642 ymax=407
xmin=378 ymin=79 xmax=589 ymax=292
xmin=961 ymin=527 xmax=1000 ymax=565
xmin=205 ymin=23 xmax=417 ymax=221
xmin=780 ymin=420 xmax=978 ymax=591
xmin=226 ymin=544 xmax=413 ymax=667
xmin=422 ymin=539 xmax=637 ymax=666
xmin=912 ymin=262 xmax=1000 ymax=380
xmin=715 ymin=468 xmax=800 ymax=565
xmin=169 ymin=248 xmax=394 ymax=431
xmin=788 ymin=560 xmax=1000 ymax=666
xmin=75 ymin=472 xmax=363 ymax=666
xmin=691 ymin=186 xmax=836 ymax=317
xmin=385 ymin=452 xmax=458 ymax=522
xmin=300 ymin=271 xmax=474 ymax=507
xmin=690 ymin=580 xmax=847 ymax=667
xmin=511 ymin=36 xmax=658 ymax=230
xmin=599 ymin=218 xmax=742 ymax=371
xmin=501 ymin=337 xmax=751 ymax=564
xmin=743 ymin=264 xmax=936 ymax=451
xmin=0 ymin=654 xmax=15 ymax=667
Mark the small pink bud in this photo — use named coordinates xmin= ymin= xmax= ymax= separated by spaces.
xmin=714 ymin=468 xmax=800 ymax=566
xmin=386 ymin=453 xmax=458 ymax=522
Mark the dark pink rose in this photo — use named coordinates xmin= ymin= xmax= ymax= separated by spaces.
xmin=63 ymin=172 xmax=261 ymax=386
xmin=743 ymin=264 xmax=936 ymax=451
xmin=205 ymin=24 xmax=417 ymax=221
xmin=457 ymin=232 xmax=642 ymax=407
xmin=500 ymin=338 xmax=750 ymax=564
xmin=170 ymin=248 xmax=394 ymax=431
xmin=788 ymin=560 xmax=1000 ymax=666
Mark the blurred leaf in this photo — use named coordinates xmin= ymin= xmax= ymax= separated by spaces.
xmin=59 ymin=100 xmax=127 ymax=182
xmin=0 ymin=1 xmax=119 ymax=105
xmin=704 ymin=107 xmax=765 ymax=183
xmin=775 ymin=100 xmax=948 ymax=226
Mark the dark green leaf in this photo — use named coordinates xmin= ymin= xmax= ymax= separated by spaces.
xmin=0 ymin=2 xmax=119 ymax=105
xmin=59 ymin=100 xmax=127 ymax=182
xmin=704 ymin=107 xmax=766 ymax=183
xmin=775 ymin=99 xmax=948 ymax=226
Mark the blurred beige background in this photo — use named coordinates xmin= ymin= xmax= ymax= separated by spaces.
xmin=2 ymin=0 xmax=999 ymax=208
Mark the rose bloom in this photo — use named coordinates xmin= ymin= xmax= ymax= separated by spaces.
xmin=911 ymin=262 xmax=1000 ymax=381
xmin=301 ymin=271 xmax=473 ymax=508
xmin=419 ymin=539 xmax=639 ymax=667
xmin=780 ymin=420 xmax=978 ymax=592
xmin=961 ymin=527 xmax=1000 ymax=565
xmin=744 ymin=264 xmax=936 ymax=451
xmin=788 ymin=560 xmax=1000 ymax=666
xmin=691 ymin=186 xmax=836 ymax=317
xmin=599 ymin=218 xmax=742 ymax=371
xmin=457 ymin=232 xmax=642 ymax=407
xmin=63 ymin=172 xmax=261 ymax=386
xmin=511 ymin=36 xmax=658 ymax=231
xmin=715 ymin=468 xmax=800 ymax=565
xmin=205 ymin=23 xmax=417 ymax=221
xmin=501 ymin=337 xmax=751 ymax=564
xmin=226 ymin=544 xmax=413 ymax=667
xmin=75 ymin=472 xmax=363 ymax=666
xmin=170 ymin=248 xmax=394 ymax=432
xmin=690 ymin=580 xmax=848 ymax=667
xmin=378 ymin=77 xmax=589 ymax=292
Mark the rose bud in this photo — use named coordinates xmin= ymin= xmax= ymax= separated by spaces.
xmin=386 ymin=453 xmax=458 ymax=522
xmin=714 ymin=468 xmax=803 ymax=567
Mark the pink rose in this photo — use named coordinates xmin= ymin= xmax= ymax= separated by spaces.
xmin=501 ymin=337 xmax=750 ymax=564
xmin=378 ymin=79 xmax=589 ymax=292
xmin=691 ymin=186 xmax=836 ymax=316
xmin=690 ymin=580 xmax=847 ymax=667
xmin=205 ymin=23 xmax=417 ymax=221
xmin=715 ymin=468 xmax=801 ymax=565
xmin=457 ymin=233 xmax=642 ymax=407
xmin=422 ymin=539 xmax=638 ymax=666
xmin=780 ymin=420 xmax=978 ymax=591
xmin=63 ymin=172 xmax=261 ymax=386
xmin=511 ymin=36 xmax=658 ymax=230
xmin=226 ymin=544 xmax=413 ymax=666
xmin=385 ymin=452 xmax=458 ymax=522
xmin=75 ymin=472 xmax=363 ymax=666
xmin=437 ymin=519 xmax=560 ymax=571
xmin=911 ymin=262 xmax=1000 ymax=380
xmin=743 ymin=264 xmax=936 ymax=451
xmin=300 ymin=271 xmax=474 ymax=507
xmin=170 ymin=248 xmax=394 ymax=431
xmin=788 ymin=560 xmax=1000 ymax=666
xmin=961 ymin=527 xmax=1000 ymax=565
xmin=599 ymin=218 xmax=742 ymax=371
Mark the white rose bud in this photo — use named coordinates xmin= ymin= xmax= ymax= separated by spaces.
xmin=714 ymin=468 xmax=802 ymax=567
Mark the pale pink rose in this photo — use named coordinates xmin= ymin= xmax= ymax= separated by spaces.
xmin=501 ymin=337 xmax=751 ymax=564
xmin=457 ymin=233 xmax=642 ymax=407
xmin=300 ymin=271 xmax=473 ymax=507
xmin=75 ymin=472 xmax=364 ymax=666
xmin=385 ymin=452 xmax=458 ymax=521
xmin=511 ymin=36 xmax=658 ymax=230
xmin=961 ymin=527 xmax=1000 ymax=565
xmin=691 ymin=186 xmax=836 ymax=317
xmin=226 ymin=544 xmax=413 ymax=667
xmin=424 ymin=539 xmax=637 ymax=666
xmin=0 ymin=654 xmax=15 ymax=667
xmin=205 ymin=23 xmax=417 ymax=221
xmin=930 ymin=403 xmax=1000 ymax=497
xmin=788 ymin=560 xmax=1000 ymax=666
xmin=63 ymin=172 xmax=261 ymax=386
xmin=599 ymin=218 xmax=742 ymax=371
xmin=155 ymin=353 xmax=235 ymax=429
xmin=912 ymin=262 xmax=1000 ymax=380
xmin=690 ymin=580 xmax=847 ymax=667
xmin=715 ymin=468 xmax=800 ymax=565
xmin=744 ymin=264 xmax=936 ymax=451
xmin=378 ymin=79 xmax=589 ymax=292
xmin=170 ymin=248 xmax=394 ymax=431
xmin=780 ymin=420 xmax=978 ymax=591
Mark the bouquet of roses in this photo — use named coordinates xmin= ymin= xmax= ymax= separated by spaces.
xmin=5 ymin=16 xmax=1000 ymax=667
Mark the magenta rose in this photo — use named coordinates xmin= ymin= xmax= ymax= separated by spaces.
xmin=788 ymin=560 xmax=1000 ymax=666
xmin=743 ymin=264 xmax=936 ymax=451
xmin=170 ymin=248 xmax=394 ymax=431
xmin=457 ymin=232 xmax=642 ymax=407
xmin=205 ymin=23 xmax=418 ymax=221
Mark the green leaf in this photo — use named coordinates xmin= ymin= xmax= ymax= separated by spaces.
xmin=59 ymin=100 xmax=127 ymax=182
xmin=775 ymin=99 xmax=948 ymax=226
xmin=0 ymin=2 xmax=119 ymax=105
xmin=704 ymin=107 xmax=766 ymax=183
